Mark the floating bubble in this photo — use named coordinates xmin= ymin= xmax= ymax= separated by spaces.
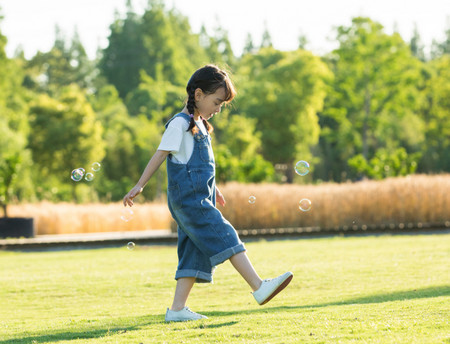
xmin=127 ymin=242 xmax=135 ymax=250
xmin=85 ymin=172 xmax=94 ymax=182
xmin=295 ymin=160 xmax=310 ymax=176
xmin=248 ymin=196 xmax=256 ymax=204
xmin=71 ymin=168 xmax=84 ymax=182
xmin=299 ymin=198 xmax=312 ymax=212
xmin=92 ymin=162 xmax=101 ymax=172
xmin=120 ymin=208 xmax=134 ymax=222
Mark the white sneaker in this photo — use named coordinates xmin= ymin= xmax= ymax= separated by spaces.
xmin=252 ymin=272 xmax=293 ymax=305
xmin=165 ymin=307 xmax=208 ymax=322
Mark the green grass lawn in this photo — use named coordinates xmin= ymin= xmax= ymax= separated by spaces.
xmin=0 ymin=233 xmax=449 ymax=343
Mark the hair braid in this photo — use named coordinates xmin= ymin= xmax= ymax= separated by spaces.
xmin=202 ymin=118 xmax=212 ymax=133
xmin=186 ymin=86 xmax=197 ymax=134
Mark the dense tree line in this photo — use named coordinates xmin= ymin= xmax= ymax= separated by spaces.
xmin=0 ymin=0 xmax=449 ymax=205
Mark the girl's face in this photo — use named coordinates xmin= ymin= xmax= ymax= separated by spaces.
xmin=195 ymin=87 xmax=226 ymax=120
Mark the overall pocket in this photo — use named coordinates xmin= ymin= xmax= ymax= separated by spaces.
xmin=195 ymin=135 xmax=214 ymax=163
xmin=191 ymin=169 xmax=214 ymax=198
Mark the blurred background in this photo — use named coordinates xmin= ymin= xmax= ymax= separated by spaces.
xmin=0 ymin=0 xmax=449 ymax=235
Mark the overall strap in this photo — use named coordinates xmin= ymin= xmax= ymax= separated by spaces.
xmin=164 ymin=112 xmax=191 ymax=129
xmin=165 ymin=112 xmax=209 ymax=138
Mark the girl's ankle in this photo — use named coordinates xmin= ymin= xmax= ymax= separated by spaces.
xmin=170 ymin=306 xmax=185 ymax=312
xmin=252 ymin=280 xmax=263 ymax=292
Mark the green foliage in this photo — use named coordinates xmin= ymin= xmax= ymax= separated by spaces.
xmin=418 ymin=55 xmax=450 ymax=172
xmin=410 ymin=24 xmax=426 ymax=61
xmin=125 ymin=68 xmax=184 ymax=123
xmin=0 ymin=152 xmax=21 ymax=217
xmin=88 ymin=85 xmax=138 ymax=201
xmin=99 ymin=0 xmax=210 ymax=99
xmin=28 ymin=85 xmax=105 ymax=202
xmin=348 ymin=147 xmax=420 ymax=180
xmin=318 ymin=17 xmax=425 ymax=181
xmin=430 ymin=20 xmax=450 ymax=58
xmin=236 ymin=48 xmax=331 ymax=182
xmin=0 ymin=24 xmax=33 ymax=215
xmin=214 ymin=144 xmax=276 ymax=183
xmin=212 ymin=113 xmax=276 ymax=183
xmin=89 ymin=85 xmax=166 ymax=201
xmin=200 ymin=24 xmax=236 ymax=67
xmin=24 ymin=27 xmax=96 ymax=94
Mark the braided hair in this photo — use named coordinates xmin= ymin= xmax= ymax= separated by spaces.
xmin=185 ymin=65 xmax=236 ymax=134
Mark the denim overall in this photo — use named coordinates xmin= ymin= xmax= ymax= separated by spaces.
xmin=166 ymin=113 xmax=246 ymax=283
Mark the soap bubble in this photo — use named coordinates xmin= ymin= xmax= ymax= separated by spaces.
xmin=127 ymin=242 xmax=135 ymax=250
xmin=85 ymin=172 xmax=94 ymax=181
xmin=299 ymin=198 xmax=312 ymax=212
xmin=71 ymin=168 xmax=84 ymax=182
xmin=91 ymin=162 xmax=101 ymax=172
xmin=121 ymin=208 xmax=134 ymax=222
xmin=295 ymin=160 xmax=310 ymax=176
xmin=248 ymin=196 xmax=256 ymax=204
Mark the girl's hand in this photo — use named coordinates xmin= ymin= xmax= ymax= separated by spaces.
xmin=123 ymin=185 xmax=143 ymax=207
xmin=216 ymin=187 xmax=226 ymax=207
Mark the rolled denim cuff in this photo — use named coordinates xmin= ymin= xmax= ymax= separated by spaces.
xmin=210 ymin=243 xmax=246 ymax=266
xmin=175 ymin=269 xmax=213 ymax=283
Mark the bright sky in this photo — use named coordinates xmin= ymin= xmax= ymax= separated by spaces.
xmin=1 ymin=0 xmax=449 ymax=59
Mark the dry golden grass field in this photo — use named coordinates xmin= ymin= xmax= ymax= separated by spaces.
xmin=8 ymin=174 xmax=450 ymax=235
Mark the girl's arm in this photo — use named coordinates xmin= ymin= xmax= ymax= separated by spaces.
xmin=216 ymin=186 xmax=226 ymax=207
xmin=123 ymin=150 xmax=170 ymax=207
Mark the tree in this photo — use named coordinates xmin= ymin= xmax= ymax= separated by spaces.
xmin=236 ymin=48 xmax=331 ymax=182
xmin=212 ymin=112 xmax=275 ymax=183
xmin=298 ymin=32 xmax=308 ymax=50
xmin=318 ymin=17 xmax=424 ymax=181
xmin=418 ymin=55 xmax=450 ymax=172
xmin=99 ymin=3 xmax=146 ymax=98
xmin=28 ymin=85 xmax=105 ymax=201
xmin=410 ymin=23 xmax=426 ymax=61
xmin=100 ymin=0 xmax=209 ymax=99
xmin=89 ymin=84 xmax=167 ymax=201
xmin=0 ymin=17 xmax=32 ymax=214
xmin=25 ymin=26 xmax=96 ymax=93
xmin=203 ymin=23 xmax=236 ymax=67
xmin=0 ymin=117 xmax=28 ymax=217
xmin=243 ymin=33 xmax=256 ymax=55
xmin=125 ymin=67 xmax=184 ymax=123
xmin=431 ymin=17 xmax=450 ymax=58
xmin=260 ymin=23 xmax=273 ymax=49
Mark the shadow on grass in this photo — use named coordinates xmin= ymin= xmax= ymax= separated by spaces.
xmin=196 ymin=321 xmax=239 ymax=329
xmin=1 ymin=316 xmax=239 ymax=343
xmin=2 ymin=286 xmax=447 ymax=342
xmin=204 ymin=285 xmax=450 ymax=317
xmin=0 ymin=315 xmax=164 ymax=344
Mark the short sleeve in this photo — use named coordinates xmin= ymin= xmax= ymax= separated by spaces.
xmin=157 ymin=117 xmax=188 ymax=153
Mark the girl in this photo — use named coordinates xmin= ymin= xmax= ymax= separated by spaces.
xmin=123 ymin=65 xmax=293 ymax=322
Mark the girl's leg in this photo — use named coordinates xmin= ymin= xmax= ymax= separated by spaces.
xmin=229 ymin=251 xmax=263 ymax=291
xmin=170 ymin=277 xmax=196 ymax=311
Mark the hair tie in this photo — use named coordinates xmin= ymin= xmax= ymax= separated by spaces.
xmin=189 ymin=114 xmax=194 ymax=118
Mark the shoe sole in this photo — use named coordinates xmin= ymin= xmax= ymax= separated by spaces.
xmin=260 ymin=274 xmax=293 ymax=305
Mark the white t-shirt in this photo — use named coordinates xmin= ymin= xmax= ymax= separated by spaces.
xmin=157 ymin=116 xmax=208 ymax=164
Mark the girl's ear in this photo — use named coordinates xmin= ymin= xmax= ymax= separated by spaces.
xmin=194 ymin=88 xmax=204 ymax=102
